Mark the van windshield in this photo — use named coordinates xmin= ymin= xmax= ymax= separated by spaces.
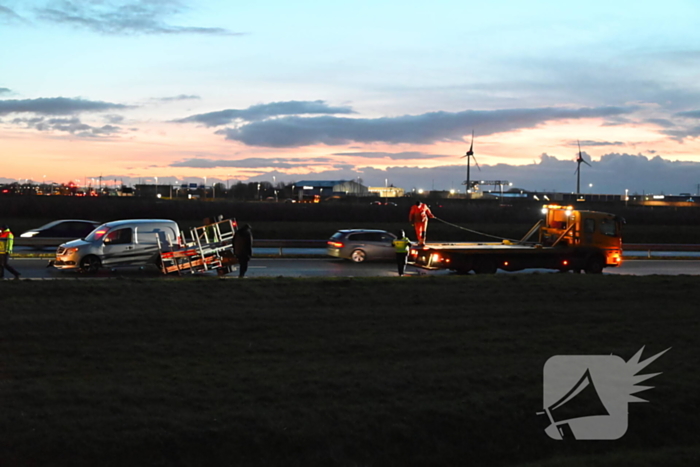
xmin=84 ymin=224 xmax=110 ymax=242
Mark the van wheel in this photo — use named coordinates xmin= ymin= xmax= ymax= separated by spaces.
xmin=584 ymin=257 xmax=604 ymax=274
xmin=350 ymin=249 xmax=367 ymax=263
xmin=80 ymin=255 xmax=101 ymax=274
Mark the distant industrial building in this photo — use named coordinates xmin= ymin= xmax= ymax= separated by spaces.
xmin=368 ymin=186 xmax=405 ymax=198
xmin=296 ymin=180 xmax=370 ymax=198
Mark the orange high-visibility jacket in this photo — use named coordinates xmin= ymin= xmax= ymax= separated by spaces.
xmin=408 ymin=203 xmax=434 ymax=224
xmin=0 ymin=229 xmax=14 ymax=254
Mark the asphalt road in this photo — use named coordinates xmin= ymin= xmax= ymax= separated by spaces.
xmin=5 ymin=257 xmax=700 ymax=280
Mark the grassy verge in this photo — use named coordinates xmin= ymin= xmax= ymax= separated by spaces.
xmin=1 ymin=276 xmax=698 ymax=466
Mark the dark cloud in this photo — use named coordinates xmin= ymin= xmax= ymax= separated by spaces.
xmin=0 ymin=97 xmax=129 ymax=116
xmin=103 ymin=114 xmax=125 ymax=124
xmin=155 ymin=94 xmax=201 ymax=102
xmin=675 ymin=110 xmax=700 ymax=119
xmin=0 ymin=87 xmax=11 ymax=95
xmin=176 ymin=100 xmax=356 ymax=127
xmin=169 ymin=157 xmax=331 ymax=169
xmin=215 ymin=105 xmax=636 ymax=148
xmin=573 ymin=140 xmax=625 ymax=147
xmin=333 ymin=151 xmax=449 ymax=160
xmin=0 ymin=4 xmax=25 ymax=23
xmin=35 ymin=0 xmax=240 ymax=36
xmin=645 ymin=118 xmax=676 ymax=128
xmin=248 ymin=153 xmax=700 ymax=196
xmin=663 ymin=125 xmax=700 ymax=142
xmin=11 ymin=116 xmax=122 ymax=137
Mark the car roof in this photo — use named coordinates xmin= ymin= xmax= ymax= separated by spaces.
xmin=337 ymin=229 xmax=393 ymax=234
xmin=102 ymin=219 xmax=178 ymax=228
xmin=32 ymin=219 xmax=100 ymax=230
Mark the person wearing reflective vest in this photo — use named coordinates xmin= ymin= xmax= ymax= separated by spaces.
xmin=0 ymin=224 xmax=21 ymax=280
xmin=408 ymin=201 xmax=435 ymax=246
xmin=392 ymin=230 xmax=412 ymax=276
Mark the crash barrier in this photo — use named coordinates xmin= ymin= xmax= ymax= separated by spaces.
xmin=15 ymin=237 xmax=328 ymax=256
xmin=14 ymin=237 xmax=700 ymax=257
xmin=623 ymin=243 xmax=700 ymax=258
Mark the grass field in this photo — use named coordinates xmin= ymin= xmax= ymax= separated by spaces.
xmin=1 ymin=276 xmax=698 ymax=466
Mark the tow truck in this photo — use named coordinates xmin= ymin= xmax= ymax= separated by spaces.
xmin=408 ymin=205 xmax=624 ymax=274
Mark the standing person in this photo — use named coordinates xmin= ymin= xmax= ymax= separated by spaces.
xmin=408 ymin=201 xmax=435 ymax=246
xmin=392 ymin=230 xmax=412 ymax=276
xmin=233 ymin=224 xmax=253 ymax=278
xmin=0 ymin=224 xmax=21 ymax=280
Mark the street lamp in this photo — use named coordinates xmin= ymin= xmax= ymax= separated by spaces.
xmin=625 ymin=188 xmax=629 ymax=206
xmin=589 ymin=183 xmax=593 ymax=194
xmin=227 ymin=174 xmax=231 ymax=190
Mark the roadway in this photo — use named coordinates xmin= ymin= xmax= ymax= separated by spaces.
xmin=7 ymin=257 xmax=700 ymax=279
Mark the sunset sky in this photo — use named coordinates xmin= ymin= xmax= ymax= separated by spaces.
xmin=2 ymin=0 xmax=700 ymax=194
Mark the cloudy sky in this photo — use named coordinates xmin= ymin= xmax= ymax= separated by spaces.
xmin=2 ymin=0 xmax=700 ymax=194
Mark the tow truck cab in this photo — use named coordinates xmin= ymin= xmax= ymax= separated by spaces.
xmin=539 ymin=205 xmax=623 ymax=268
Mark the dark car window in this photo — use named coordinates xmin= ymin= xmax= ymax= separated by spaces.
xmin=349 ymin=232 xmax=382 ymax=242
xmin=379 ymin=233 xmax=395 ymax=243
xmin=583 ymin=218 xmax=595 ymax=234
xmin=104 ymin=228 xmax=133 ymax=245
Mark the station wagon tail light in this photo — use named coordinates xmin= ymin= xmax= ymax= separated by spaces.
xmin=328 ymin=241 xmax=344 ymax=248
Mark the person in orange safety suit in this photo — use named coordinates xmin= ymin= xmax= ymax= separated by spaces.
xmin=408 ymin=201 xmax=434 ymax=246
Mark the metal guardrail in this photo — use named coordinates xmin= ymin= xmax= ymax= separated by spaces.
xmin=15 ymin=237 xmax=328 ymax=248
xmin=14 ymin=238 xmax=700 ymax=258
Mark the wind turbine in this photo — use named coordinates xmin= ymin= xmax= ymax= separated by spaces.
xmin=461 ymin=130 xmax=481 ymax=194
xmin=574 ymin=140 xmax=591 ymax=194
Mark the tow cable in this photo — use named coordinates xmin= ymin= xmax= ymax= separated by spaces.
xmin=432 ymin=217 xmax=522 ymax=243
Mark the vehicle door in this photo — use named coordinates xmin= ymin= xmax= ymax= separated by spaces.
xmin=365 ymin=232 xmax=397 ymax=259
xmin=101 ymin=227 xmax=137 ymax=266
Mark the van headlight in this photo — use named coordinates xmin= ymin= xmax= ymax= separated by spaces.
xmin=65 ymin=247 xmax=80 ymax=253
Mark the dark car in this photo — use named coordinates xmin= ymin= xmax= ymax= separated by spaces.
xmin=327 ymin=229 xmax=397 ymax=262
xmin=20 ymin=219 xmax=101 ymax=241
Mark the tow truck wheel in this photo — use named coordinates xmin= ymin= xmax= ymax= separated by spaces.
xmin=474 ymin=258 xmax=497 ymax=274
xmin=584 ymin=257 xmax=604 ymax=274
xmin=80 ymin=255 xmax=101 ymax=274
xmin=350 ymin=249 xmax=367 ymax=263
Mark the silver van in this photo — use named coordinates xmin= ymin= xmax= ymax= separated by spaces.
xmin=54 ymin=219 xmax=181 ymax=273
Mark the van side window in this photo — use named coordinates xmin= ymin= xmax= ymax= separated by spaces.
xmin=599 ymin=218 xmax=616 ymax=237
xmin=583 ymin=218 xmax=595 ymax=234
xmin=104 ymin=228 xmax=133 ymax=245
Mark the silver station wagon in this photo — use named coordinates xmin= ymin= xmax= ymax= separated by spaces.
xmin=327 ymin=229 xmax=397 ymax=263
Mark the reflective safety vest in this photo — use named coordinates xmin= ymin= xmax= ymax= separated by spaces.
xmin=0 ymin=229 xmax=14 ymax=254
xmin=393 ymin=237 xmax=411 ymax=253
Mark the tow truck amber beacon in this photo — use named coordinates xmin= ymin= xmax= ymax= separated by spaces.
xmin=408 ymin=204 xmax=624 ymax=274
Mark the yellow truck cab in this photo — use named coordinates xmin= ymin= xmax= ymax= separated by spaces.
xmin=540 ymin=205 xmax=623 ymax=270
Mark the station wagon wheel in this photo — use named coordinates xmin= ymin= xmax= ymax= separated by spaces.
xmin=80 ymin=255 xmax=101 ymax=274
xmin=350 ymin=249 xmax=367 ymax=263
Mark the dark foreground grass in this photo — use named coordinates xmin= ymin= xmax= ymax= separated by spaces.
xmin=1 ymin=276 xmax=698 ymax=466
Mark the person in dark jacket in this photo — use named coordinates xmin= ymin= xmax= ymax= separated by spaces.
xmin=233 ymin=224 xmax=253 ymax=277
